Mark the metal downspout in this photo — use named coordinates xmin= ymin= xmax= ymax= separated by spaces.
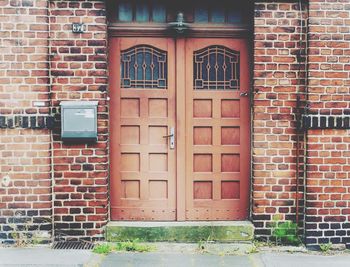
xmin=47 ymin=0 xmax=55 ymax=243
xmin=302 ymin=0 xmax=310 ymax=244
xmin=296 ymin=0 xmax=309 ymax=240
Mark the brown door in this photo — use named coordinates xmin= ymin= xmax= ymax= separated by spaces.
xmin=185 ymin=39 xmax=250 ymax=220
xmin=110 ymin=38 xmax=176 ymax=220
xmin=110 ymin=37 xmax=249 ymax=221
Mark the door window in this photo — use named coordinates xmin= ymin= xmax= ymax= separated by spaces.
xmin=121 ymin=45 xmax=167 ymax=89
xmin=193 ymin=45 xmax=240 ymax=90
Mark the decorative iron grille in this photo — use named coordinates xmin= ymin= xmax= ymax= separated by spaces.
xmin=121 ymin=45 xmax=167 ymax=89
xmin=193 ymin=45 xmax=240 ymax=90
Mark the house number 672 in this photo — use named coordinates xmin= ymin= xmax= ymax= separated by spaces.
xmin=72 ymin=23 xmax=86 ymax=33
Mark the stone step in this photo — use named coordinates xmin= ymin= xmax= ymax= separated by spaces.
xmin=106 ymin=221 xmax=254 ymax=242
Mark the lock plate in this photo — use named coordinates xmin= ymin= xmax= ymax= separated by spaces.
xmin=163 ymin=127 xmax=175 ymax=149
xmin=169 ymin=127 xmax=175 ymax=149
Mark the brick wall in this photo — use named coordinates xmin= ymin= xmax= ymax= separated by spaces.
xmin=0 ymin=0 xmax=51 ymax=244
xmin=308 ymin=0 xmax=350 ymax=116
xmin=49 ymin=0 xmax=108 ymax=241
xmin=1 ymin=0 xmax=350 ymax=247
xmin=306 ymin=130 xmax=350 ymax=245
xmin=0 ymin=0 xmax=49 ymax=116
xmin=0 ymin=0 xmax=108 ymax=243
xmin=253 ymin=1 xmax=306 ymax=239
xmin=305 ymin=0 xmax=350 ymax=246
xmin=0 ymin=129 xmax=51 ymax=244
xmin=253 ymin=0 xmax=350 ymax=247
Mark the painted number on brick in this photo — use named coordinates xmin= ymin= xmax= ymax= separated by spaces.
xmin=72 ymin=23 xmax=86 ymax=33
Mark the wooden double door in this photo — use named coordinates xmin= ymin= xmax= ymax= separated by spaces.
xmin=110 ymin=37 xmax=250 ymax=221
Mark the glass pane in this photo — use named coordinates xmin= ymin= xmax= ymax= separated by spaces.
xmin=209 ymin=52 xmax=216 ymax=88
xmin=121 ymin=45 xmax=167 ymax=89
xmin=136 ymin=3 xmax=150 ymax=22
xmin=118 ymin=2 xmax=132 ymax=22
xmin=211 ymin=7 xmax=225 ymax=23
xmin=194 ymin=7 xmax=208 ymax=23
xmin=136 ymin=49 xmax=143 ymax=81
xmin=193 ymin=46 xmax=240 ymax=90
xmin=145 ymin=52 xmax=152 ymax=80
xmin=152 ymin=2 xmax=166 ymax=23
xmin=217 ymin=53 xmax=224 ymax=82
xmin=228 ymin=10 xmax=242 ymax=24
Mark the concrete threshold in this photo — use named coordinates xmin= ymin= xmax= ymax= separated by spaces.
xmin=106 ymin=221 xmax=254 ymax=243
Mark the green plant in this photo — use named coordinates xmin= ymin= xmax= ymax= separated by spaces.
xmin=253 ymin=239 xmax=274 ymax=248
xmin=10 ymin=230 xmax=48 ymax=247
xmin=93 ymin=243 xmax=114 ymax=254
xmin=319 ymin=242 xmax=332 ymax=253
xmin=115 ymin=240 xmax=154 ymax=252
xmin=197 ymin=240 xmax=206 ymax=252
xmin=115 ymin=239 xmax=155 ymax=252
xmin=10 ymin=231 xmax=29 ymax=247
xmin=9 ymin=211 xmax=52 ymax=247
xmin=93 ymin=240 xmax=154 ymax=254
xmin=272 ymin=220 xmax=301 ymax=246
xmin=246 ymin=245 xmax=258 ymax=254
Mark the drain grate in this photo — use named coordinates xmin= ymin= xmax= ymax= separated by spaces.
xmin=52 ymin=241 xmax=95 ymax=250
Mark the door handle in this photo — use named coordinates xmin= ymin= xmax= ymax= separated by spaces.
xmin=163 ymin=127 xmax=175 ymax=149
xmin=240 ymin=91 xmax=248 ymax=97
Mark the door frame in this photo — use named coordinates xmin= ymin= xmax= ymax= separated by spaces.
xmin=108 ymin=29 xmax=252 ymax=222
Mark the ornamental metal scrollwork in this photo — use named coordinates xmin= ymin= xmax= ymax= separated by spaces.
xmin=194 ymin=45 xmax=240 ymax=90
xmin=121 ymin=45 xmax=167 ymax=89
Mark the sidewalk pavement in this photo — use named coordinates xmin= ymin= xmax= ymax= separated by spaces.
xmin=0 ymin=247 xmax=100 ymax=267
xmin=1 ymin=244 xmax=350 ymax=267
xmin=101 ymin=252 xmax=350 ymax=267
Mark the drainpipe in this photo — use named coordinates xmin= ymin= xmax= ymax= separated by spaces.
xmin=249 ymin=0 xmax=255 ymax=222
xmin=295 ymin=0 xmax=309 ymax=241
xmin=47 ymin=0 xmax=55 ymax=243
xmin=295 ymin=0 xmax=305 ymax=226
xmin=302 ymin=0 xmax=310 ymax=244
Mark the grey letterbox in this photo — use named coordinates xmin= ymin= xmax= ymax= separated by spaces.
xmin=60 ymin=101 xmax=98 ymax=142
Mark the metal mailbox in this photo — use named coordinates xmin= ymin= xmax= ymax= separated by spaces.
xmin=60 ymin=101 xmax=98 ymax=142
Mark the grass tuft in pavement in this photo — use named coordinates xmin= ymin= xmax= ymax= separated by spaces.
xmin=93 ymin=240 xmax=155 ymax=255
xmin=93 ymin=243 xmax=114 ymax=255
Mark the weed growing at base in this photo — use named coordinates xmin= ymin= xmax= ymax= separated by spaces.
xmin=115 ymin=240 xmax=154 ymax=252
xmin=93 ymin=243 xmax=114 ymax=254
xmin=272 ymin=218 xmax=301 ymax=246
xmin=319 ymin=242 xmax=332 ymax=253
xmin=93 ymin=240 xmax=155 ymax=254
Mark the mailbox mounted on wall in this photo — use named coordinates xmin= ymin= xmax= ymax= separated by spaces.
xmin=60 ymin=101 xmax=98 ymax=142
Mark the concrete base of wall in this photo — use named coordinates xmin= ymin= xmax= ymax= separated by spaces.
xmin=106 ymin=221 xmax=254 ymax=242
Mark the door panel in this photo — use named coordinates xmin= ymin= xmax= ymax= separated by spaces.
xmin=110 ymin=38 xmax=176 ymax=220
xmin=185 ymin=38 xmax=250 ymax=220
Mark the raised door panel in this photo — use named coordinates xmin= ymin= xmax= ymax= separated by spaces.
xmin=185 ymin=38 xmax=250 ymax=220
xmin=110 ymin=38 xmax=176 ymax=220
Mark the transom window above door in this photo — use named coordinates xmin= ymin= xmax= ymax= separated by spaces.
xmin=107 ymin=0 xmax=251 ymax=25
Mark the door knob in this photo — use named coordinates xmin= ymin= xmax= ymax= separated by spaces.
xmin=163 ymin=127 xmax=175 ymax=149
xmin=240 ymin=92 xmax=248 ymax=97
